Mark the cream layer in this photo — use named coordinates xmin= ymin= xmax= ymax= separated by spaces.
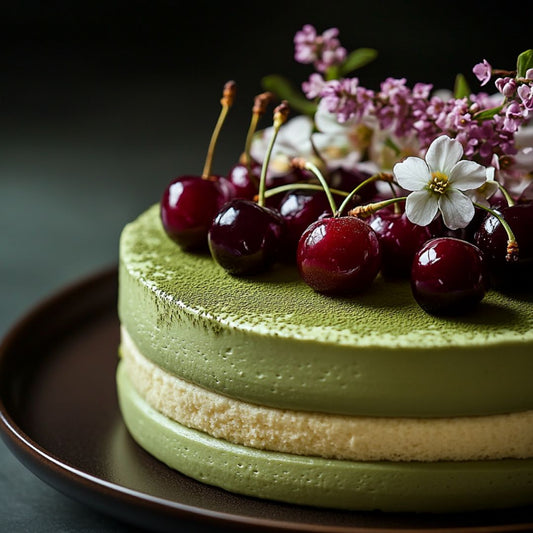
xmin=121 ymin=326 xmax=533 ymax=462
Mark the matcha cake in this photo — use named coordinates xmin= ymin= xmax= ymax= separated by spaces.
xmin=116 ymin=204 xmax=533 ymax=513
xmin=116 ymin=25 xmax=533 ymax=513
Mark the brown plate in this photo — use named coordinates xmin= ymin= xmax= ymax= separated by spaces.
xmin=1 ymin=268 xmax=533 ymax=533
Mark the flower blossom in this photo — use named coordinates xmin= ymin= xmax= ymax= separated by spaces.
xmin=393 ymin=135 xmax=488 ymax=230
xmin=473 ymin=59 xmax=492 ymax=86
xmin=294 ymin=24 xmax=347 ymax=73
xmin=250 ymin=115 xmax=315 ymax=177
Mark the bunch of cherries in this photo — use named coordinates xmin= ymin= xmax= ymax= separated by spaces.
xmin=160 ymin=82 xmax=532 ymax=316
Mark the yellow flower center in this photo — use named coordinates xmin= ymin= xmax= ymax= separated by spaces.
xmin=428 ymin=171 xmax=449 ymax=194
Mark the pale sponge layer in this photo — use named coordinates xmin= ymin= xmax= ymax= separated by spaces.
xmin=116 ymin=359 xmax=533 ymax=513
xmin=121 ymin=327 xmax=533 ymax=462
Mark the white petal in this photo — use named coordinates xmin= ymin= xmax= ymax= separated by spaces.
xmin=448 ymin=160 xmax=488 ymax=190
xmin=405 ymin=190 xmax=439 ymax=226
xmin=439 ymin=190 xmax=475 ymax=230
xmin=425 ymin=135 xmax=463 ymax=174
xmin=393 ymin=157 xmax=431 ymax=191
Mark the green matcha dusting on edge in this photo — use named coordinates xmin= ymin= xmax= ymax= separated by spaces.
xmin=120 ymin=204 xmax=533 ymax=348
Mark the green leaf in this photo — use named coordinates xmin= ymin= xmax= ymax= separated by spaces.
xmin=453 ymin=73 xmax=470 ymax=99
xmin=517 ymin=49 xmax=533 ymax=78
xmin=339 ymin=48 xmax=378 ymax=77
xmin=473 ymin=105 xmax=503 ymax=121
xmin=261 ymin=74 xmax=317 ymax=116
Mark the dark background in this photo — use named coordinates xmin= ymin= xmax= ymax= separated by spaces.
xmin=0 ymin=2 xmax=530 ymax=531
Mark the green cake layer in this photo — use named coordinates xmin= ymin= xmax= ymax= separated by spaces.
xmin=118 ymin=204 xmax=533 ymax=417
xmin=117 ymin=362 xmax=533 ymax=513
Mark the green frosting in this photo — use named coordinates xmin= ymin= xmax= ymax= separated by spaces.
xmin=118 ymin=204 xmax=533 ymax=417
xmin=117 ymin=362 xmax=533 ymax=513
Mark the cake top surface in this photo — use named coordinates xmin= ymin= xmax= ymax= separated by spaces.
xmin=122 ymin=204 xmax=533 ymax=349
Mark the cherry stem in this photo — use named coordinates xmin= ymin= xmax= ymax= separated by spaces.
xmin=337 ymin=172 xmax=394 ymax=216
xmin=263 ymin=182 xmax=348 ymax=200
xmin=257 ymin=101 xmax=290 ymax=207
xmin=202 ymin=80 xmax=236 ymax=179
xmin=292 ymin=159 xmax=338 ymax=215
xmin=348 ymin=196 xmax=407 ymax=219
xmin=474 ymin=202 xmax=519 ymax=262
xmin=498 ymin=183 xmax=515 ymax=207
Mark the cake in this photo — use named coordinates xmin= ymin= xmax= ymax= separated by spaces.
xmin=117 ymin=203 xmax=533 ymax=513
xmin=116 ymin=26 xmax=533 ymax=513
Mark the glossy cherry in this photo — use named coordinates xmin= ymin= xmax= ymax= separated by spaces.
xmin=369 ymin=211 xmax=433 ymax=279
xmin=161 ymin=175 xmax=233 ymax=250
xmin=474 ymin=202 xmax=533 ymax=292
xmin=329 ymin=167 xmax=376 ymax=204
xmin=297 ymin=216 xmax=381 ymax=294
xmin=411 ymin=237 xmax=488 ymax=315
xmin=226 ymin=159 xmax=261 ymax=200
xmin=160 ymin=80 xmax=236 ymax=250
xmin=226 ymin=92 xmax=273 ymax=200
xmin=208 ymin=101 xmax=291 ymax=275
xmin=278 ymin=189 xmax=333 ymax=259
xmin=208 ymin=199 xmax=285 ymax=275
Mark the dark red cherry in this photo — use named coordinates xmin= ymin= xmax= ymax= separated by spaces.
xmin=160 ymin=175 xmax=233 ymax=250
xmin=370 ymin=211 xmax=432 ymax=279
xmin=297 ymin=216 xmax=381 ymax=294
xmin=278 ymin=189 xmax=334 ymax=259
xmin=411 ymin=237 xmax=488 ymax=315
xmin=474 ymin=202 xmax=533 ymax=292
xmin=428 ymin=206 xmax=485 ymax=243
xmin=208 ymin=199 xmax=285 ymax=275
xmin=329 ymin=167 xmax=376 ymax=204
xmin=226 ymin=159 xmax=261 ymax=200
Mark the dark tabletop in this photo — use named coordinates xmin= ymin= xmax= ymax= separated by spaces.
xmin=1 ymin=2 xmax=530 ymax=531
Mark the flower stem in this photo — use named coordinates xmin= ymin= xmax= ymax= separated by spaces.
xmin=257 ymin=101 xmax=290 ymax=207
xmin=474 ymin=202 xmax=519 ymax=262
xmin=202 ymin=81 xmax=236 ymax=179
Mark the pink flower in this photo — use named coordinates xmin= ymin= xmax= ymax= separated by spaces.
xmin=302 ymin=73 xmax=327 ymax=99
xmin=473 ymin=59 xmax=492 ymax=86
xmin=294 ymin=24 xmax=347 ymax=73
xmin=495 ymin=77 xmax=517 ymax=97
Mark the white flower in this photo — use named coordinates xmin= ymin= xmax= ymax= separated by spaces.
xmin=465 ymin=164 xmax=499 ymax=207
xmin=311 ymin=100 xmax=371 ymax=171
xmin=393 ymin=135 xmax=488 ymax=230
xmin=250 ymin=115 xmax=315 ymax=177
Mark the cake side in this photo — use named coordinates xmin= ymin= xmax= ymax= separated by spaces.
xmin=121 ymin=328 xmax=533 ymax=462
xmin=117 ymin=361 xmax=533 ymax=513
xmin=118 ymin=204 xmax=533 ymax=417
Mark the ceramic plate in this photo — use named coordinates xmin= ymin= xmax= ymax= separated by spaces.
xmin=1 ymin=268 xmax=532 ymax=532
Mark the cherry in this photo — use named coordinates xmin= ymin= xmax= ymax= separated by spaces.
xmin=226 ymin=158 xmax=262 ymax=200
xmin=160 ymin=81 xmax=236 ymax=250
xmin=208 ymin=199 xmax=285 ymax=275
xmin=369 ymin=211 xmax=432 ymax=279
xmin=297 ymin=216 xmax=381 ymax=294
xmin=411 ymin=237 xmax=488 ymax=315
xmin=226 ymin=92 xmax=273 ymax=200
xmin=474 ymin=202 xmax=533 ymax=292
xmin=278 ymin=189 xmax=333 ymax=259
xmin=161 ymin=175 xmax=233 ymax=250
xmin=329 ymin=167 xmax=376 ymax=204
xmin=208 ymin=101 xmax=291 ymax=275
